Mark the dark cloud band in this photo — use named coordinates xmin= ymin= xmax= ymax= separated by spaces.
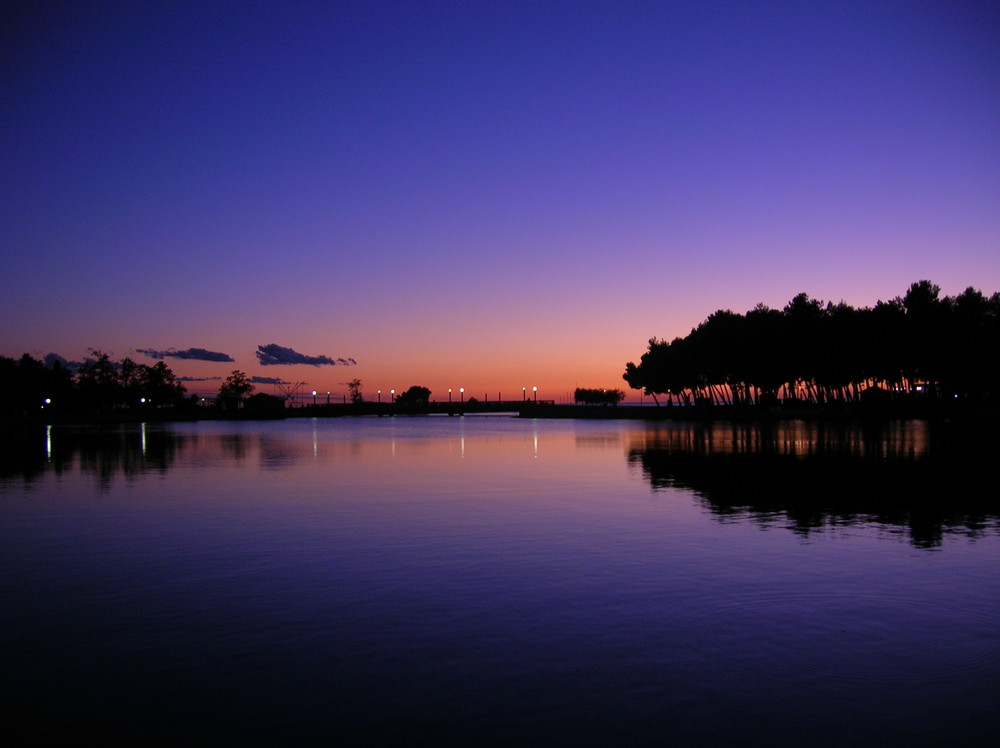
xmin=251 ymin=376 xmax=290 ymax=385
xmin=256 ymin=343 xmax=356 ymax=367
xmin=138 ymin=347 xmax=234 ymax=362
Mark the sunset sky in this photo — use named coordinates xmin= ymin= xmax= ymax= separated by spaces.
xmin=3 ymin=1 xmax=998 ymax=402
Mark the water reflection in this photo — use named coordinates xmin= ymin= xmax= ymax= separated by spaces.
xmin=2 ymin=417 xmax=998 ymax=743
xmin=4 ymin=418 xmax=998 ymax=547
xmin=0 ymin=423 xmax=190 ymax=489
xmin=627 ymin=420 xmax=999 ymax=547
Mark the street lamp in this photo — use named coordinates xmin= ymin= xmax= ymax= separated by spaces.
xmin=326 ymin=391 xmax=330 ymax=405
xmin=390 ymin=389 xmax=395 ymax=403
xmin=460 ymin=387 xmax=464 ymax=404
xmin=377 ymin=389 xmax=381 ymax=403
xmin=312 ymin=390 xmax=317 ymax=406
xmin=522 ymin=387 xmax=526 ymax=402
xmin=533 ymin=386 xmax=538 ymax=402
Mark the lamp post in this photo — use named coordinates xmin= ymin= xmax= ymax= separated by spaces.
xmin=448 ymin=388 xmax=452 ymax=403
xmin=326 ymin=391 xmax=330 ymax=405
xmin=522 ymin=387 xmax=526 ymax=402
xmin=460 ymin=388 xmax=464 ymax=404
xmin=533 ymin=386 xmax=537 ymax=402
xmin=390 ymin=389 xmax=395 ymax=403
xmin=377 ymin=390 xmax=381 ymax=403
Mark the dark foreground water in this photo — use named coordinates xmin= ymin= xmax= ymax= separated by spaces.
xmin=2 ymin=417 xmax=998 ymax=745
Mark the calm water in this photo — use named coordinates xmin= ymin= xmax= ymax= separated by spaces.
xmin=2 ymin=416 xmax=998 ymax=745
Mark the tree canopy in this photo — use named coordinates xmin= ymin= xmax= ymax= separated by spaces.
xmin=395 ymin=385 xmax=431 ymax=405
xmin=217 ymin=370 xmax=254 ymax=408
xmin=347 ymin=378 xmax=363 ymax=404
xmin=575 ymin=388 xmax=625 ymax=405
xmin=0 ymin=351 xmax=187 ymax=412
xmin=623 ymin=281 xmax=1000 ymax=408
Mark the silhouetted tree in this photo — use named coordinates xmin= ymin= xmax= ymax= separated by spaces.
xmin=142 ymin=361 xmax=187 ymax=406
xmin=347 ymin=378 xmax=363 ymax=404
xmin=575 ymin=388 xmax=625 ymax=405
xmin=623 ymin=280 xmax=999 ymax=408
xmin=218 ymin=370 xmax=254 ymax=409
xmin=0 ymin=353 xmax=74 ymax=411
xmin=395 ymin=385 xmax=431 ymax=405
xmin=118 ymin=357 xmax=144 ymax=406
xmin=76 ymin=351 xmax=121 ymax=409
xmin=0 ymin=352 xmax=185 ymax=413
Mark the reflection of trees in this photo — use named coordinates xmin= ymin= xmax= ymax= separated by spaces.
xmin=628 ymin=420 xmax=998 ymax=548
xmin=0 ymin=426 xmax=372 ymax=483
xmin=0 ymin=425 xmax=187 ymax=489
xmin=219 ymin=433 xmax=250 ymax=464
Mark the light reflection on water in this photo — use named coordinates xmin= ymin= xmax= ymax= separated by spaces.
xmin=1 ymin=416 xmax=998 ymax=745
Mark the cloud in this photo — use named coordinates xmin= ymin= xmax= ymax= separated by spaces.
xmin=255 ymin=343 xmax=356 ymax=367
xmin=137 ymin=347 xmax=234 ymax=362
xmin=250 ymin=376 xmax=290 ymax=385
xmin=177 ymin=375 xmax=222 ymax=382
xmin=44 ymin=352 xmax=86 ymax=372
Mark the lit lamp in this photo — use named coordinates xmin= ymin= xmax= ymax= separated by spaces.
xmin=533 ymin=386 xmax=537 ymax=402
xmin=460 ymin=387 xmax=464 ymax=404
xmin=312 ymin=390 xmax=317 ymax=405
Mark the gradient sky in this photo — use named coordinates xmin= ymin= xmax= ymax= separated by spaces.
xmin=3 ymin=0 xmax=998 ymax=401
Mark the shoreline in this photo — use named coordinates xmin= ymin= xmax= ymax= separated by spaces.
xmin=4 ymin=400 xmax=997 ymax=429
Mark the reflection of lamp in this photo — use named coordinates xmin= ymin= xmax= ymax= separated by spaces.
xmin=533 ymin=386 xmax=537 ymax=402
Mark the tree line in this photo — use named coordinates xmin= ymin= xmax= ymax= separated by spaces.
xmin=574 ymin=388 xmax=625 ymax=405
xmin=0 ymin=351 xmax=189 ymax=413
xmin=623 ymin=280 xmax=1000 ymax=408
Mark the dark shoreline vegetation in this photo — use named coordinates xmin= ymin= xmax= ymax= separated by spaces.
xmin=3 ymin=280 xmax=998 ymax=428
xmin=624 ymin=280 xmax=1000 ymax=409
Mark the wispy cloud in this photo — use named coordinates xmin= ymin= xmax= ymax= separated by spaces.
xmin=137 ymin=347 xmax=234 ymax=362
xmin=250 ymin=376 xmax=290 ymax=385
xmin=256 ymin=343 xmax=356 ymax=367
xmin=43 ymin=352 xmax=86 ymax=371
xmin=177 ymin=375 xmax=223 ymax=382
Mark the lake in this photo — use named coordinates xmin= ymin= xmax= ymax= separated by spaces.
xmin=2 ymin=416 xmax=998 ymax=745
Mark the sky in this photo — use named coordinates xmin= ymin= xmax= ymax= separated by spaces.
xmin=3 ymin=0 xmax=998 ymax=402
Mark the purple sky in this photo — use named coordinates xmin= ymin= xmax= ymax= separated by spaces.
xmin=3 ymin=1 xmax=998 ymax=400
